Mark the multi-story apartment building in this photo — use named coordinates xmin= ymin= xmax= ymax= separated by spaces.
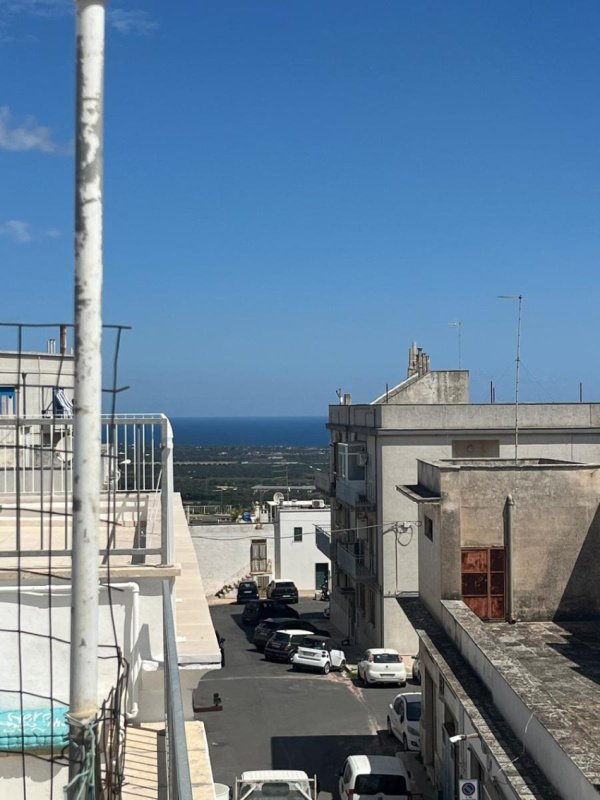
xmin=316 ymin=345 xmax=600 ymax=653
xmin=399 ymin=457 xmax=600 ymax=800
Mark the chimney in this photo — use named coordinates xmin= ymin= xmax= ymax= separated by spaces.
xmin=407 ymin=342 xmax=431 ymax=378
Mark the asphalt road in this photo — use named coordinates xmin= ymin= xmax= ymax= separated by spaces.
xmin=194 ymin=599 xmax=431 ymax=797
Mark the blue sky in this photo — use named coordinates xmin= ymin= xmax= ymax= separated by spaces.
xmin=2 ymin=1 xmax=600 ymax=415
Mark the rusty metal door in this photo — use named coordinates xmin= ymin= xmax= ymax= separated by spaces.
xmin=461 ymin=547 xmax=505 ymax=620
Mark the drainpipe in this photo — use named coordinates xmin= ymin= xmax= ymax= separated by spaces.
xmin=69 ymin=0 xmax=106 ymax=792
xmin=504 ymin=494 xmax=515 ymax=624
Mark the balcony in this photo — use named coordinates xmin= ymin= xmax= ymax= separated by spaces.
xmin=316 ymin=525 xmax=331 ymax=559
xmin=314 ymin=468 xmax=333 ymax=495
xmin=335 ymin=478 xmax=375 ymax=511
xmin=335 ymin=540 xmax=377 ymax=583
xmin=0 ymin=412 xmax=222 ymax=799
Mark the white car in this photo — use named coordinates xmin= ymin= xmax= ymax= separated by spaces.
xmin=338 ymin=755 xmax=412 ymax=800
xmin=292 ymin=635 xmax=346 ymax=674
xmin=357 ymin=648 xmax=407 ymax=687
xmin=387 ymin=692 xmax=422 ymax=751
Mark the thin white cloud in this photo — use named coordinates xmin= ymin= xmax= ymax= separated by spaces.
xmin=1 ymin=1 xmax=158 ymax=37
xmin=108 ymin=9 xmax=158 ymax=36
xmin=0 ymin=106 xmax=62 ymax=154
xmin=0 ymin=220 xmax=32 ymax=243
xmin=1 ymin=0 xmax=69 ymax=18
xmin=0 ymin=220 xmax=62 ymax=243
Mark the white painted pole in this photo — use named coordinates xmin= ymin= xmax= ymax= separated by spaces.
xmin=69 ymin=0 xmax=106 ymax=791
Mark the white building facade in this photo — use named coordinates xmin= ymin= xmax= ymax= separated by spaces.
xmin=273 ymin=503 xmax=331 ymax=590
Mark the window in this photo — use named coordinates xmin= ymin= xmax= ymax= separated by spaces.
xmin=0 ymin=387 xmax=16 ymax=416
xmin=357 ymin=583 xmax=366 ymax=612
xmin=424 ymin=516 xmax=433 ymax=541
xmin=452 ymin=439 xmax=499 ymax=458
xmin=293 ymin=527 xmax=303 ymax=542
xmin=367 ymin=588 xmax=376 ymax=625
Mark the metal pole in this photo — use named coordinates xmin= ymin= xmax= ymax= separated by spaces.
xmin=498 ymin=295 xmax=523 ymax=462
xmin=515 ymin=296 xmax=523 ymax=462
xmin=448 ymin=321 xmax=462 ymax=369
xmin=69 ymin=0 xmax=106 ymax=792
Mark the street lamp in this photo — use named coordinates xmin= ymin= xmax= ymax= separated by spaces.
xmin=498 ymin=294 xmax=523 ymax=462
xmin=215 ymin=484 xmax=237 ymax=512
xmin=449 ymin=733 xmax=479 ymax=745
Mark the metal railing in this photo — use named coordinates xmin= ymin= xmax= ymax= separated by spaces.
xmin=0 ymin=414 xmax=174 ymax=565
xmin=315 ymin=525 xmax=331 ymax=559
xmin=162 ymin=579 xmax=193 ymax=800
xmin=336 ymin=540 xmax=377 ymax=583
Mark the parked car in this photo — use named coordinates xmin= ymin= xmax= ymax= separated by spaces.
xmin=292 ymin=635 xmax=346 ymax=674
xmin=357 ymin=648 xmax=407 ymax=687
xmin=338 ymin=755 xmax=412 ymax=800
xmin=236 ymin=580 xmax=259 ymax=604
xmin=242 ymin=600 xmax=299 ymax=626
xmin=266 ymin=579 xmax=299 ymax=604
xmin=387 ymin=692 xmax=422 ymax=751
xmin=264 ymin=628 xmax=315 ymax=662
xmin=254 ymin=618 xmax=328 ymax=652
xmin=411 ymin=655 xmax=421 ymax=684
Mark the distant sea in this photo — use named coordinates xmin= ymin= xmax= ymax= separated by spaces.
xmin=170 ymin=417 xmax=329 ymax=447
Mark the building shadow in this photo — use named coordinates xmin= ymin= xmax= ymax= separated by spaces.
xmin=546 ymin=620 xmax=600 ymax=686
xmin=555 ymin=504 xmax=600 ymax=620
xmin=271 ymin=733 xmax=396 ymax=795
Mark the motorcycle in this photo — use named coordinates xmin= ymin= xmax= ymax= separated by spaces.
xmin=320 ymin=582 xmax=329 ymax=601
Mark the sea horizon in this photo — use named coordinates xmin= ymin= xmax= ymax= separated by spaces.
xmin=170 ymin=416 xmax=329 ymax=447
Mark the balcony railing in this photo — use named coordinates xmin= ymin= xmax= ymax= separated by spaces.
xmin=163 ymin=579 xmax=193 ymax=800
xmin=315 ymin=525 xmax=331 ymax=559
xmin=335 ymin=540 xmax=377 ymax=583
xmin=0 ymin=414 xmax=174 ymax=566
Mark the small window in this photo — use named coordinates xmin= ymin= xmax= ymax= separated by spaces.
xmin=293 ymin=527 xmax=303 ymax=542
xmin=424 ymin=516 xmax=433 ymax=541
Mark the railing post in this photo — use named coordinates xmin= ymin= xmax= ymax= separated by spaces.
xmin=161 ymin=416 xmax=174 ymax=565
xmin=162 ymin=580 xmax=193 ymax=800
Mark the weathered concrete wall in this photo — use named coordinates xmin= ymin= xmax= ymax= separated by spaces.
xmin=190 ymin=524 xmax=274 ymax=595
xmin=428 ymin=463 xmax=600 ymax=621
xmin=387 ymin=371 xmax=469 ymax=405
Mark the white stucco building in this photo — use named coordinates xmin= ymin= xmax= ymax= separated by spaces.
xmin=273 ymin=502 xmax=331 ymax=590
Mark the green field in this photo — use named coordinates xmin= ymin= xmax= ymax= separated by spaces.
xmin=173 ymin=444 xmax=329 ymax=510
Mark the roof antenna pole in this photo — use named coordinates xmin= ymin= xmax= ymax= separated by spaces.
xmin=69 ymin=0 xmax=106 ymax=793
xmin=498 ymin=295 xmax=523 ymax=462
xmin=448 ymin=321 xmax=462 ymax=369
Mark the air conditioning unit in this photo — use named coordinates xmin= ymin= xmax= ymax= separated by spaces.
xmin=312 ymin=499 xmax=325 ymax=508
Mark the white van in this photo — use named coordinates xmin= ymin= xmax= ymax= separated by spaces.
xmin=338 ymin=755 xmax=412 ymax=800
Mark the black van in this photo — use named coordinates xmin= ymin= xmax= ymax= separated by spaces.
xmin=241 ymin=599 xmax=299 ymax=626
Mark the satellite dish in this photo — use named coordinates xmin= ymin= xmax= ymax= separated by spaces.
xmin=273 ymin=492 xmax=285 ymax=504
xmin=55 ymin=434 xmax=74 ymax=463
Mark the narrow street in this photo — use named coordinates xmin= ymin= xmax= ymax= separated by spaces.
xmin=194 ymin=599 xmax=433 ymax=798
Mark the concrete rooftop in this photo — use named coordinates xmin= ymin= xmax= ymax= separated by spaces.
xmin=444 ymin=602 xmax=600 ymax=789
